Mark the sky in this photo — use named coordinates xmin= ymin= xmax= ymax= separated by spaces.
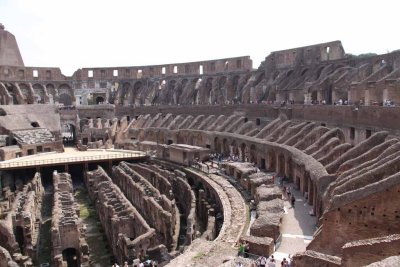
xmin=1 ymin=0 xmax=399 ymax=76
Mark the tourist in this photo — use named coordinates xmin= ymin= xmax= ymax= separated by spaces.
xmin=257 ymin=255 xmax=267 ymax=267
xmin=291 ymin=194 xmax=296 ymax=207
xmin=267 ymin=255 xmax=276 ymax=267
xmin=281 ymin=257 xmax=289 ymax=267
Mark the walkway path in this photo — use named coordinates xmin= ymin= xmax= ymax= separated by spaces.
xmin=0 ymin=148 xmax=146 ymax=170
xmin=166 ymin=167 xmax=248 ymax=266
xmin=273 ymin=181 xmax=316 ymax=262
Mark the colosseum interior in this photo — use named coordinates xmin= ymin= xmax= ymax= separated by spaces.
xmin=0 ymin=22 xmax=400 ymax=266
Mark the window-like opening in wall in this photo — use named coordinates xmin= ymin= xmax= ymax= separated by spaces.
xmin=211 ymin=62 xmax=215 ymax=71
xmin=256 ymin=118 xmax=261 ymax=126
xmin=101 ymin=70 xmax=106 ymax=78
xmin=18 ymin=69 xmax=24 ymax=78
xmin=162 ymin=67 xmax=166 ymax=75
xmin=173 ymin=66 xmax=178 ymax=74
xmin=206 ymin=144 xmax=211 ymax=149
xmin=366 ymin=129 xmax=372 ymax=139
xmin=46 ymin=70 xmax=51 ymax=79
xmin=167 ymin=139 xmax=173 ymax=145
xmin=137 ymin=69 xmax=142 ymax=79
xmin=3 ymin=68 xmax=9 ymax=76
xmin=127 ymin=116 xmax=130 ymax=122
xmin=199 ymin=65 xmax=203 ymax=75
xmin=31 ymin=122 xmax=40 ymax=127
xmin=125 ymin=69 xmax=130 ymax=77
xmin=37 ymin=146 xmax=43 ymax=153
xmin=350 ymin=127 xmax=355 ymax=140
xmin=326 ymin=46 xmax=331 ymax=60
xmin=27 ymin=149 xmax=34 ymax=155
xmin=244 ymin=117 xmax=248 ymax=123
xmin=224 ymin=61 xmax=229 ymax=70
xmin=162 ymin=80 xmax=166 ymax=85
xmin=113 ymin=70 xmax=118 ymax=77
xmin=33 ymin=70 xmax=38 ymax=78
xmin=236 ymin=60 xmax=242 ymax=69
xmin=88 ymin=70 xmax=93 ymax=78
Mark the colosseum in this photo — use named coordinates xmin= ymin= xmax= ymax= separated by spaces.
xmin=0 ymin=22 xmax=399 ymax=266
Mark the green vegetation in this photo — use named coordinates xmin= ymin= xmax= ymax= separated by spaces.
xmin=74 ymin=187 xmax=113 ymax=266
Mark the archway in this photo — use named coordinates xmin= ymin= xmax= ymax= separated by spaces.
xmin=214 ymin=137 xmax=221 ymax=153
xmin=222 ymin=138 xmax=229 ymax=156
xmin=95 ymin=96 xmax=104 ymax=104
xmin=278 ymin=154 xmax=285 ymax=175
xmin=240 ymin=143 xmax=246 ymax=161
xmin=62 ymin=247 xmax=80 ymax=267
xmin=15 ymin=226 xmax=24 ymax=253
xmin=62 ymin=123 xmax=76 ymax=146
xmin=59 ymin=93 xmax=72 ymax=106
xmin=249 ymin=144 xmax=257 ymax=163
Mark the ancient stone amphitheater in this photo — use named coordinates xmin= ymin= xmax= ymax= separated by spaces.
xmin=0 ymin=23 xmax=399 ymax=266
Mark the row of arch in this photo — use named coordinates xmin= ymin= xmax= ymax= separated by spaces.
xmin=115 ymin=74 xmax=248 ymax=106
xmin=0 ymin=82 xmax=74 ymax=105
xmin=137 ymin=128 xmax=325 ymax=220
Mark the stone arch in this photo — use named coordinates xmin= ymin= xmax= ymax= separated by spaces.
xmin=46 ymin=83 xmax=57 ymax=104
xmin=222 ymin=138 xmax=229 ymax=156
xmin=121 ymin=82 xmax=131 ymax=105
xmin=95 ymin=96 xmax=104 ymax=104
xmin=18 ymin=83 xmax=31 ymax=103
xmin=32 ymin=83 xmax=46 ymax=103
xmin=133 ymin=81 xmax=142 ymax=105
xmin=278 ymin=153 xmax=285 ymax=175
xmin=205 ymin=77 xmax=213 ymax=104
xmin=267 ymin=150 xmax=276 ymax=171
xmin=62 ymin=247 xmax=80 ymax=267
xmin=230 ymin=140 xmax=239 ymax=156
xmin=214 ymin=137 xmax=221 ymax=153
xmin=240 ymin=142 xmax=247 ymax=161
xmin=231 ymin=75 xmax=240 ymax=101
xmin=286 ymin=157 xmax=293 ymax=181
xmin=249 ymin=144 xmax=257 ymax=163
xmin=58 ymin=84 xmax=73 ymax=106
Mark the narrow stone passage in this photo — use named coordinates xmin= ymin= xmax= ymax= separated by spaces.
xmin=37 ymin=186 xmax=53 ymax=265
xmin=74 ymin=186 xmax=113 ymax=267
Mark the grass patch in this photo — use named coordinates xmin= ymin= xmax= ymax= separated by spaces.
xmin=193 ymin=252 xmax=205 ymax=260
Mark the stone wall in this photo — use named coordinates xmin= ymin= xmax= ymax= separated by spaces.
xmin=112 ymin=162 xmax=176 ymax=250
xmin=85 ymin=166 xmax=156 ymax=264
xmin=51 ymin=172 xmax=88 ymax=267
xmin=12 ymin=172 xmax=43 ymax=264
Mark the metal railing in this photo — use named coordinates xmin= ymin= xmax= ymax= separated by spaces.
xmin=0 ymin=151 xmax=146 ymax=169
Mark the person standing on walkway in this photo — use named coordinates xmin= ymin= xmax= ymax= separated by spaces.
xmin=281 ymin=258 xmax=289 ymax=267
xmin=291 ymin=194 xmax=295 ymax=207
xmin=257 ymin=255 xmax=267 ymax=267
xmin=267 ymin=258 xmax=276 ymax=267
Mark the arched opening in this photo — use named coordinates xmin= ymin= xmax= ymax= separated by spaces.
xmin=62 ymin=124 xmax=76 ymax=146
xmin=214 ymin=137 xmax=221 ymax=153
xmin=222 ymin=138 xmax=229 ymax=156
xmin=95 ymin=96 xmax=104 ymax=104
xmin=240 ymin=143 xmax=246 ymax=161
xmin=278 ymin=154 xmax=285 ymax=175
xmin=59 ymin=93 xmax=72 ymax=106
xmin=250 ymin=144 xmax=257 ymax=164
xmin=62 ymin=247 xmax=80 ymax=267
xmin=15 ymin=226 xmax=24 ymax=253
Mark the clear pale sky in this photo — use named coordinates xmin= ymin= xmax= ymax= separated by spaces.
xmin=1 ymin=0 xmax=399 ymax=76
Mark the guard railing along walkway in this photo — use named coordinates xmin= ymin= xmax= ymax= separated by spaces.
xmin=0 ymin=150 xmax=147 ymax=170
